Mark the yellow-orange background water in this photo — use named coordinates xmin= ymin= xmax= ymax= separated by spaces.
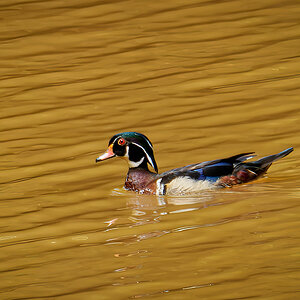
xmin=1 ymin=0 xmax=300 ymax=299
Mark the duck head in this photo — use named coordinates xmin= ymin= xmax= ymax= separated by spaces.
xmin=96 ymin=132 xmax=158 ymax=173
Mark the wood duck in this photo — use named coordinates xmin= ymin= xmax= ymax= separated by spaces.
xmin=95 ymin=132 xmax=293 ymax=195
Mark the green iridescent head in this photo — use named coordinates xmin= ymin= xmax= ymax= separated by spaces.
xmin=96 ymin=132 xmax=158 ymax=173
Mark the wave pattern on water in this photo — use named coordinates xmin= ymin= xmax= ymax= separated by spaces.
xmin=0 ymin=0 xmax=300 ymax=299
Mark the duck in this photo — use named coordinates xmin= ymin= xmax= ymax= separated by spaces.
xmin=95 ymin=132 xmax=293 ymax=195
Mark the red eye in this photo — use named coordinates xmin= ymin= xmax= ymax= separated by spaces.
xmin=118 ymin=138 xmax=126 ymax=146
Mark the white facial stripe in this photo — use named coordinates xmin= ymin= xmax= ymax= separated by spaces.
xmin=131 ymin=142 xmax=155 ymax=169
xmin=121 ymin=145 xmax=144 ymax=168
xmin=124 ymin=145 xmax=129 ymax=157
xmin=128 ymin=156 xmax=144 ymax=168
xmin=111 ymin=136 xmax=119 ymax=145
xmin=144 ymin=137 xmax=153 ymax=149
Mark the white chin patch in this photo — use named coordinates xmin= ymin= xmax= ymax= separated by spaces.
xmin=128 ymin=156 xmax=145 ymax=168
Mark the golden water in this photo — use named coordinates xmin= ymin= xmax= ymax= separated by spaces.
xmin=1 ymin=0 xmax=300 ymax=299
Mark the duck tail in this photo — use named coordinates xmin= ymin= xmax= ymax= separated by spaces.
xmin=232 ymin=147 xmax=293 ymax=183
xmin=251 ymin=147 xmax=294 ymax=168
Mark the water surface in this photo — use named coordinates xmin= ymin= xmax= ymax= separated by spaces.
xmin=1 ymin=0 xmax=300 ymax=299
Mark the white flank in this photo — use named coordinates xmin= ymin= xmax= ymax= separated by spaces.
xmin=165 ymin=177 xmax=216 ymax=195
